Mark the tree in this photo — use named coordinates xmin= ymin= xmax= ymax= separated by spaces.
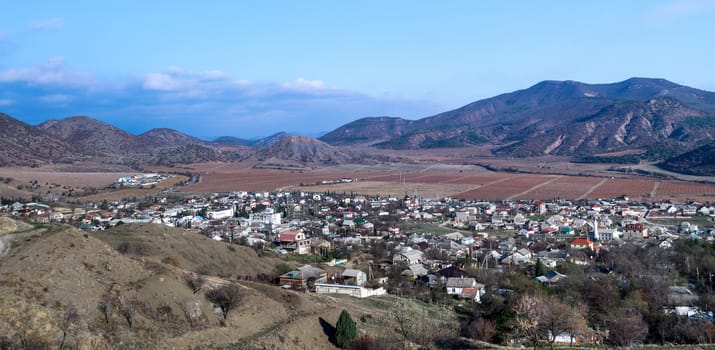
xmin=205 ymin=283 xmax=243 ymax=322
xmin=534 ymin=258 xmax=547 ymax=277
xmin=463 ymin=317 xmax=496 ymax=342
xmin=335 ymin=309 xmax=358 ymax=348
xmin=605 ymin=311 xmax=648 ymax=346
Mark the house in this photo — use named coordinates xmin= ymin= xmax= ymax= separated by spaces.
xmin=393 ymin=248 xmax=425 ymax=265
xmin=623 ymin=223 xmax=648 ymax=240
xmin=570 ymin=238 xmax=595 ymax=250
xmin=535 ymin=270 xmax=567 ymax=285
xmin=401 ymin=264 xmax=428 ymax=279
xmin=446 ymin=277 xmax=486 ymax=302
xmin=279 ymin=230 xmax=305 ymax=243
xmin=279 ymin=264 xmax=327 ymax=289
xmin=341 ymin=269 xmax=367 ymax=286
xmin=502 ymin=248 xmax=533 ymax=265
xmin=278 ymin=230 xmax=311 ymax=254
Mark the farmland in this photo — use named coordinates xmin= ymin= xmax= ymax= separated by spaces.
xmin=168 ymin=162 xmax=715 ymax=202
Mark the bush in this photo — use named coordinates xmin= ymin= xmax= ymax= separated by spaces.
xmin=162 ymin=256 xmax=181 ymax=268
xmin=336 ymin=309 xmax=358 ymax=348
xmin=205 ymin=283 xmax=243 ymax=321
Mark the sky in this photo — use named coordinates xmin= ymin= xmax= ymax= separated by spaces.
xmin=1 ymin=1 xmax=714 ymax=139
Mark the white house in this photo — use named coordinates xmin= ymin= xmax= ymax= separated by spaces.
xmin=446 ymin=277 xmax=486 ymax=302
xmin=341 ymin=269 xmax=367 ymax=286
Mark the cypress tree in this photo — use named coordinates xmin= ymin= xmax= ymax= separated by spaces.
xmin=335 ymin=309 xmax=358 ymax=348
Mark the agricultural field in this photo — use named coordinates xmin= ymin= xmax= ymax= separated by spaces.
xmin=171 ymin=163 xmax=715 ymax=201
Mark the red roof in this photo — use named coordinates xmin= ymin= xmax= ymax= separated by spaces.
xmin=279 ymin=230 xmax=300 ymax=242
xmin=571 ymin=238 xmax=593 ymax=245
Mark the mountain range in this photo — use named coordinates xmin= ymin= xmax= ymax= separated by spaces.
xmin=1 ymin=78 xmax=713 ymax=174
xmin=321 ymin=78 xmax=715 ymax=157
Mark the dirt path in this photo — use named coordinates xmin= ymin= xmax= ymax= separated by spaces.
xmin=506 ymin=176 xmax=562 ymax=200
xmin=576 ymin=178 xmax=609 ymax=200
xmin=650 ymin=181 xmax=660 ymax=198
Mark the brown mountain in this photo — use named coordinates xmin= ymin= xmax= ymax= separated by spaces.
xmin=496 ymin=97 xmax=713 ymax=156
xmin=319 ymin=116 xmax=413 ymax=145
xmin=254 ymin=135 xmax=361 ymax=166
xmin=38 ymin=116 xmax=140 ymax=154
xmin=0 ymin=113 xmax=81 ymax=166
xmin=321 ymin=78 xmax=715 ymax=157
xmin=36 ymin=116 xmax=231 ymax=165
xmin=137 ymin=128 xmax=208 ymax=149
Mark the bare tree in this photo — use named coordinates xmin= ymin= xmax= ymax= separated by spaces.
xmin=463 ymin=317 xmax=496 ymax=342
xmin=205 ymin=283 xmax=243 ymax=322
xmin=512 ymin=294 xmax=546 ymax=349
xmin=59 ymin=304 xmax=80 ymax=349
xmin=512 ymin=294 xmax=589 ymax=349
xmin=606 ymin=311 xmax=648 ymax=347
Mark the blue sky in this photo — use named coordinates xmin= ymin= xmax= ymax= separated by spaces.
xmin=1 ymin=1 xmax=714 ymax=139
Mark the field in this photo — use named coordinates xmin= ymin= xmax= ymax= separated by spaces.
xmin=4 ymin=161 xmax=712 ymax=202
xmin=165 ymin=162 xmax=715 ymax=201
xmin=0 ymin=166 xmax=132 ymax=188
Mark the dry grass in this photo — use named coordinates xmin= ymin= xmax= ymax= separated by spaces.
xmin=0 ymin=221 xmax=451 ymax=349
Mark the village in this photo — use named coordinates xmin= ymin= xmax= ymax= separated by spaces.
xmin=2 ymin=180 xmax=715 ymax=345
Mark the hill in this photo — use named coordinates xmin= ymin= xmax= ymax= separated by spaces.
xmin=658 ymin=141 xmax=715 ymax=176
xmin=213 ymin=136 xmax=254 ymax=147
xmin=254 ymin=136 xmax=363 ymax=167
xmin=0 ymin=113 xmax=82 ymax=166
xmin=496 ymin=97 xmax=712 ymax=156
xmin=38 ymin=116 xmax=141 ymax=154
xmin=253 ymin=132 xmax=291 ymax=148
xmin=137 ymin=128 xmax=208 ymax=149
xmin=322 ymin=78 xmax=715 ymax=159
xmin=0 ymin=221 xmax=458 ymax=349
xmin=319 ymin=116 xmax=414 ymax=145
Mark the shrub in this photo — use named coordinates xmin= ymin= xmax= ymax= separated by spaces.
xmin=335 ymin=309 xmax=358 ymax=348
xmin=205 ymin=283 xmax=243 ymax=321
xmin=162 ymin=256 xmax=181 ymax=268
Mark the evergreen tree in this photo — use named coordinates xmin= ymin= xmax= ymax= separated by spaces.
xmin=535 ymin=258 xmax=547 ymax=277
xmin=335 ymin=309 xmax=358 ymax=348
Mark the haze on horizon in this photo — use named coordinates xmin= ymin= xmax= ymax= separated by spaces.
xmin=1 ymin=0 xmax=714 ymax=139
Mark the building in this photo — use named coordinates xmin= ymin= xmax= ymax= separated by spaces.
xmin=623 ymin=223 xmax=648 ymax=240
xmin=446 ymin=277 xmax=486 ymax=302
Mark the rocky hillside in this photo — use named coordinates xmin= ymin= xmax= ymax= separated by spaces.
xmin=253 ymin=132 xmax=291 ymax=148
xmin=136 ymin=128 xmax=208 ymax=149
xmin=321 ymin=78 xmax=715 ymax=159
xmin=0 ymin=113 xmax=82 ymax=166
xmin=254 ymin=136 xmax=361 ymax=166
xmin=496 ymin=97 xmax=713 ymax=156
xmin=38 ymin=116 xmax=141 ymax=153
xmin=320 ymin=116 xmax=414 ymax=145
xmin=658 ymin=141 xmax=715 ymax=176
xmin=149 ymin=144 xmax=238 ymax=166
xmin=0 ymin=221 xmax=444 ymax=349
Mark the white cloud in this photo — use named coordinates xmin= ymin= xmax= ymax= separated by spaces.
xmin=281 ymin=77 xmax=326 ymax=92
xmin=0 ymin=98 xmax=13 ymax=106
xmin=142 ymin=67 xmax=232 ymax=92
xmin=39 ymin=94 xmax=73 ymax=104
xmin=643 ymin=0 xmax=714 ymax=25
xmin=143 ymin=73 xmax=183 ymax=91
xmin=29 ymin=17 xmax=64 ymax=30
xmin=0 ymin=57 xmax=95 ymax=87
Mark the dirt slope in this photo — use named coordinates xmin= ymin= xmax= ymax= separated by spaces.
xmin=0 ymin=222 xmax=460 ymax=349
